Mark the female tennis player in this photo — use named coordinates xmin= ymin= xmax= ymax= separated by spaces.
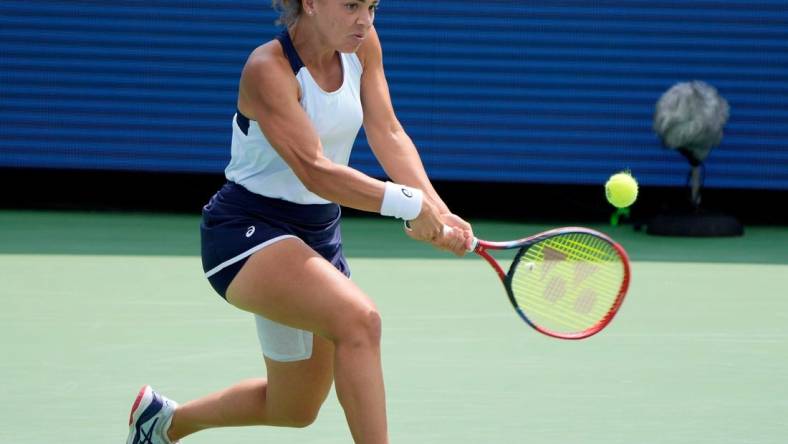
xmin=126 ymin=1 xmax=473 ymax=443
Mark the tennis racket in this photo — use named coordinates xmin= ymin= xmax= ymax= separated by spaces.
xmin=449 ymin=226 xmax=630 ymax=340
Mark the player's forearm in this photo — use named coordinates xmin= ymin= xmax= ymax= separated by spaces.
xmin=299 ymin=156 xmax=386 ymax=213
xmin=373 ymin=132 xmax=450 ymax=214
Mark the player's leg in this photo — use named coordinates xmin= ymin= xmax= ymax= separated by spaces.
xmin=168 ymin=238 xmax=387 ymax=443
xmin=226 ymin=238 xmax=388 ymax=444
xmin=166 ymin=334 xmax=334 ymax=440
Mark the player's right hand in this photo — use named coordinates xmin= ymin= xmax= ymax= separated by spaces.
xmin=405 ymin=201 xmax=470 ymax=256
xmin=404 ymin=199 xmax=444 ymax=243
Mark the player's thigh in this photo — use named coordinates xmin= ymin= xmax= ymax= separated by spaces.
xmin=226 ymin=237 xmax=377 ymax=341
xmin=263 ymin=334 xmax=334 ymax=424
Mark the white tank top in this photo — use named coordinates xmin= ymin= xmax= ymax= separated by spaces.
xmin=225 ymin=30 xmax=364 ymax=204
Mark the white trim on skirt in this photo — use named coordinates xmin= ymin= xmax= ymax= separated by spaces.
xmin=204 ymin=234 xmax=298 ymax=278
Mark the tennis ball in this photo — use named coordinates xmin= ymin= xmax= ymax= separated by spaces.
xmin=605 ymin=172 xmax=638 ymax=208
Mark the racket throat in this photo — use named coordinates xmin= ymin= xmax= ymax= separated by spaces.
xmin=477 ymin=248 xmax=506 ymax=281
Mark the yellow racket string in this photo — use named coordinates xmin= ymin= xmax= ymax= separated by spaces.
xmin=510 ymin=233 xmax=625 ymax=334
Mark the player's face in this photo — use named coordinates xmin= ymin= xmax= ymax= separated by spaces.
xmin=312 ymin=0 xmax=378 ymax=52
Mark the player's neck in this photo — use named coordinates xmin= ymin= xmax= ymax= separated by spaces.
xmin=288 ymin=23 xmax=338 ymax=72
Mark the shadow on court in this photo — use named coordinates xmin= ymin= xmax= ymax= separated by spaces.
xmin=0 ymin=210 xmax=786 ymax=264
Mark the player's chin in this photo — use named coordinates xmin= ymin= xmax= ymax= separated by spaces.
xmin=339 ymin=43 xmax=364 ymax=53
xmin=341 ymin=36 xmax=365 ymax=52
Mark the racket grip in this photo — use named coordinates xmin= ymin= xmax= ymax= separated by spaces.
xmin=442 ymin=225 xmax=478 ymax=252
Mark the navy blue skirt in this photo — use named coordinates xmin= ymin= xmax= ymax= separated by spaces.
xmin=200 ymin=182 xmax=350 ymax=299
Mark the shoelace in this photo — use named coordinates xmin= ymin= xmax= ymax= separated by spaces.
xmin=137 ymin=418 xmax=159 ymax=444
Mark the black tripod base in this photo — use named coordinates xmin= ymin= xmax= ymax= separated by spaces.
xmin=646 ymin=210 xmax=744 ymax=237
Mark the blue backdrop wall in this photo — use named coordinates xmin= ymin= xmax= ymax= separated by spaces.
xmin=2 ymin=1 xmax=787 ymax=189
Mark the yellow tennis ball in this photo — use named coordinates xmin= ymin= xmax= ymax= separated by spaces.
xmin=605 ymin=172 xmax=638 ymax=208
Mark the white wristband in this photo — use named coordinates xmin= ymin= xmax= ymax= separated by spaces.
xmin=380 ymin=182 xmax=423 ymax=220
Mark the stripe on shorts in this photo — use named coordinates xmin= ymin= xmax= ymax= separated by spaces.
xmin=204 ymin=235 xmax=298 ymax=278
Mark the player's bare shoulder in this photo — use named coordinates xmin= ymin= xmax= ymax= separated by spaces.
xmin=239 ymin=40 xmax=299 ymax=114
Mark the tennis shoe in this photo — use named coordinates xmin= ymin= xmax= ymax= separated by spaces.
xmin=127 ymin=385 xmax=179 ymax=444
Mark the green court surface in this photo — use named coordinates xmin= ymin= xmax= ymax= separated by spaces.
xmin=1 ymin=210 xmax=787 ymax=444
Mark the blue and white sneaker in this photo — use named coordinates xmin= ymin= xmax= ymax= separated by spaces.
xmin=127 ymin=385 xmax=179 ymax=444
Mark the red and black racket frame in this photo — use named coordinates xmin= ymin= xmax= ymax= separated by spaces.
xmin=471 ymin=227 xmax=631 ymax=340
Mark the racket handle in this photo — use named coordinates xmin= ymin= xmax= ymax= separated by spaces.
xmin=442 ymin=225 xmax=478 ymax=252
xmin=406 ymin=222 xmax=477 ymax=251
